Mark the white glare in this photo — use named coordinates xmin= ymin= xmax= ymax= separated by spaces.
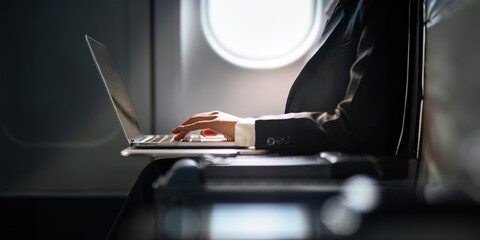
xmin=320 ymin=196 xmax=361 ymax=236
xmin=209 ymin=203 xmax=308 ymax=239
xmin=342 ymin=175 xmax=380 ymax=213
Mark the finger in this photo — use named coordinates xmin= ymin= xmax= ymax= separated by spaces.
xmin=172 ymin=116 xmax=215 ymax=134
xmin=174 ymin=131 xmax=189 ymax=140
xmin=177 ymin=111 xmax=220 ymax=128
xmin=202 ymin=129 xmax=221 ymax=136
xmin=193 ymin=111 xmax=218 ymax=116
xmin=172 ymin=127 xmax=182 ymax=134
xmin=180 ymin=115 xmax=216 ymax=126
xmin=177 ymin=121 xmax=214 ymax=132
xmin=191 ymin=111 xmax=218 ymax=118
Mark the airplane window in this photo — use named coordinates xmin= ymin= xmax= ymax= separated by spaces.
xmin=201 ymin=0 xmax=322 ymax=69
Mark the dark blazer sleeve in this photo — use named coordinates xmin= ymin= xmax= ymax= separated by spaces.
xmin=255 ymin=0 xmax=408 ymax=155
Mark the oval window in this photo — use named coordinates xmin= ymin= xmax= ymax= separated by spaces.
xmin=201 ymin=0 xmax=322 ymax=69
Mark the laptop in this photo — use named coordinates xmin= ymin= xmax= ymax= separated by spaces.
xmin=85 ymin=35 xmax=240 ymax=148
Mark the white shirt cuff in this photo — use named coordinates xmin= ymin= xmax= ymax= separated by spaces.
xmin=235 ymin=118 xmax=256 ymax=147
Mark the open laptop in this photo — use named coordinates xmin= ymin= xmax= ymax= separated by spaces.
xmin=85 ymin=35 xmax=240 ymax=148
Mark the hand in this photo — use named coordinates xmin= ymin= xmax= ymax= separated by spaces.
xmin=172 ymin=111 xmax=240 ymax=141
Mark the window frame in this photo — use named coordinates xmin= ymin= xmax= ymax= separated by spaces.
xmin=200 ymin=0 xmax=323 ymax=69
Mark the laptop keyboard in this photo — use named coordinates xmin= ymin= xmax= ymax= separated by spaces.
xmin=145 ymin=134 xmax=203 ymax=143
xmin=138 ymin=133 xmax=227 ymax=144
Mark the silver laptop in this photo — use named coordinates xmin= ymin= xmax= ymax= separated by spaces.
xmin=85 ymin=35 xmax=240 ymax=148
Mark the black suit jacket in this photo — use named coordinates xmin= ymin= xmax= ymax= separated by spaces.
xmin=255 ymin=0 xmax=409 ymax=154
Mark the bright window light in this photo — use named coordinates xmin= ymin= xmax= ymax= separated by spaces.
xmin=209 ymin=203 xmax=309 ymax=239
xmin=201 ymin=0 xmax=322 ymax=69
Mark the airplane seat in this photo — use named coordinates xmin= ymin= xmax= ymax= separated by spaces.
xmin=421 ymin=0 xmax=480 ymax=203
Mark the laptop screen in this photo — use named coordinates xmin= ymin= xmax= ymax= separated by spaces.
xmin=85 ymin=35 xmax=142 ymax=141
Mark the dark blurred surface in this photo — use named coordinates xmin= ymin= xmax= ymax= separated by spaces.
xmin=2 ymin=190 xmax=480 ymax=240
xmin=0 ymin=195 xmax=126 ymax=240
xmin=0 ymin=0 xmax=151 ymax=192
xmin=356 ymin=203 xmax=480 ymax=240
